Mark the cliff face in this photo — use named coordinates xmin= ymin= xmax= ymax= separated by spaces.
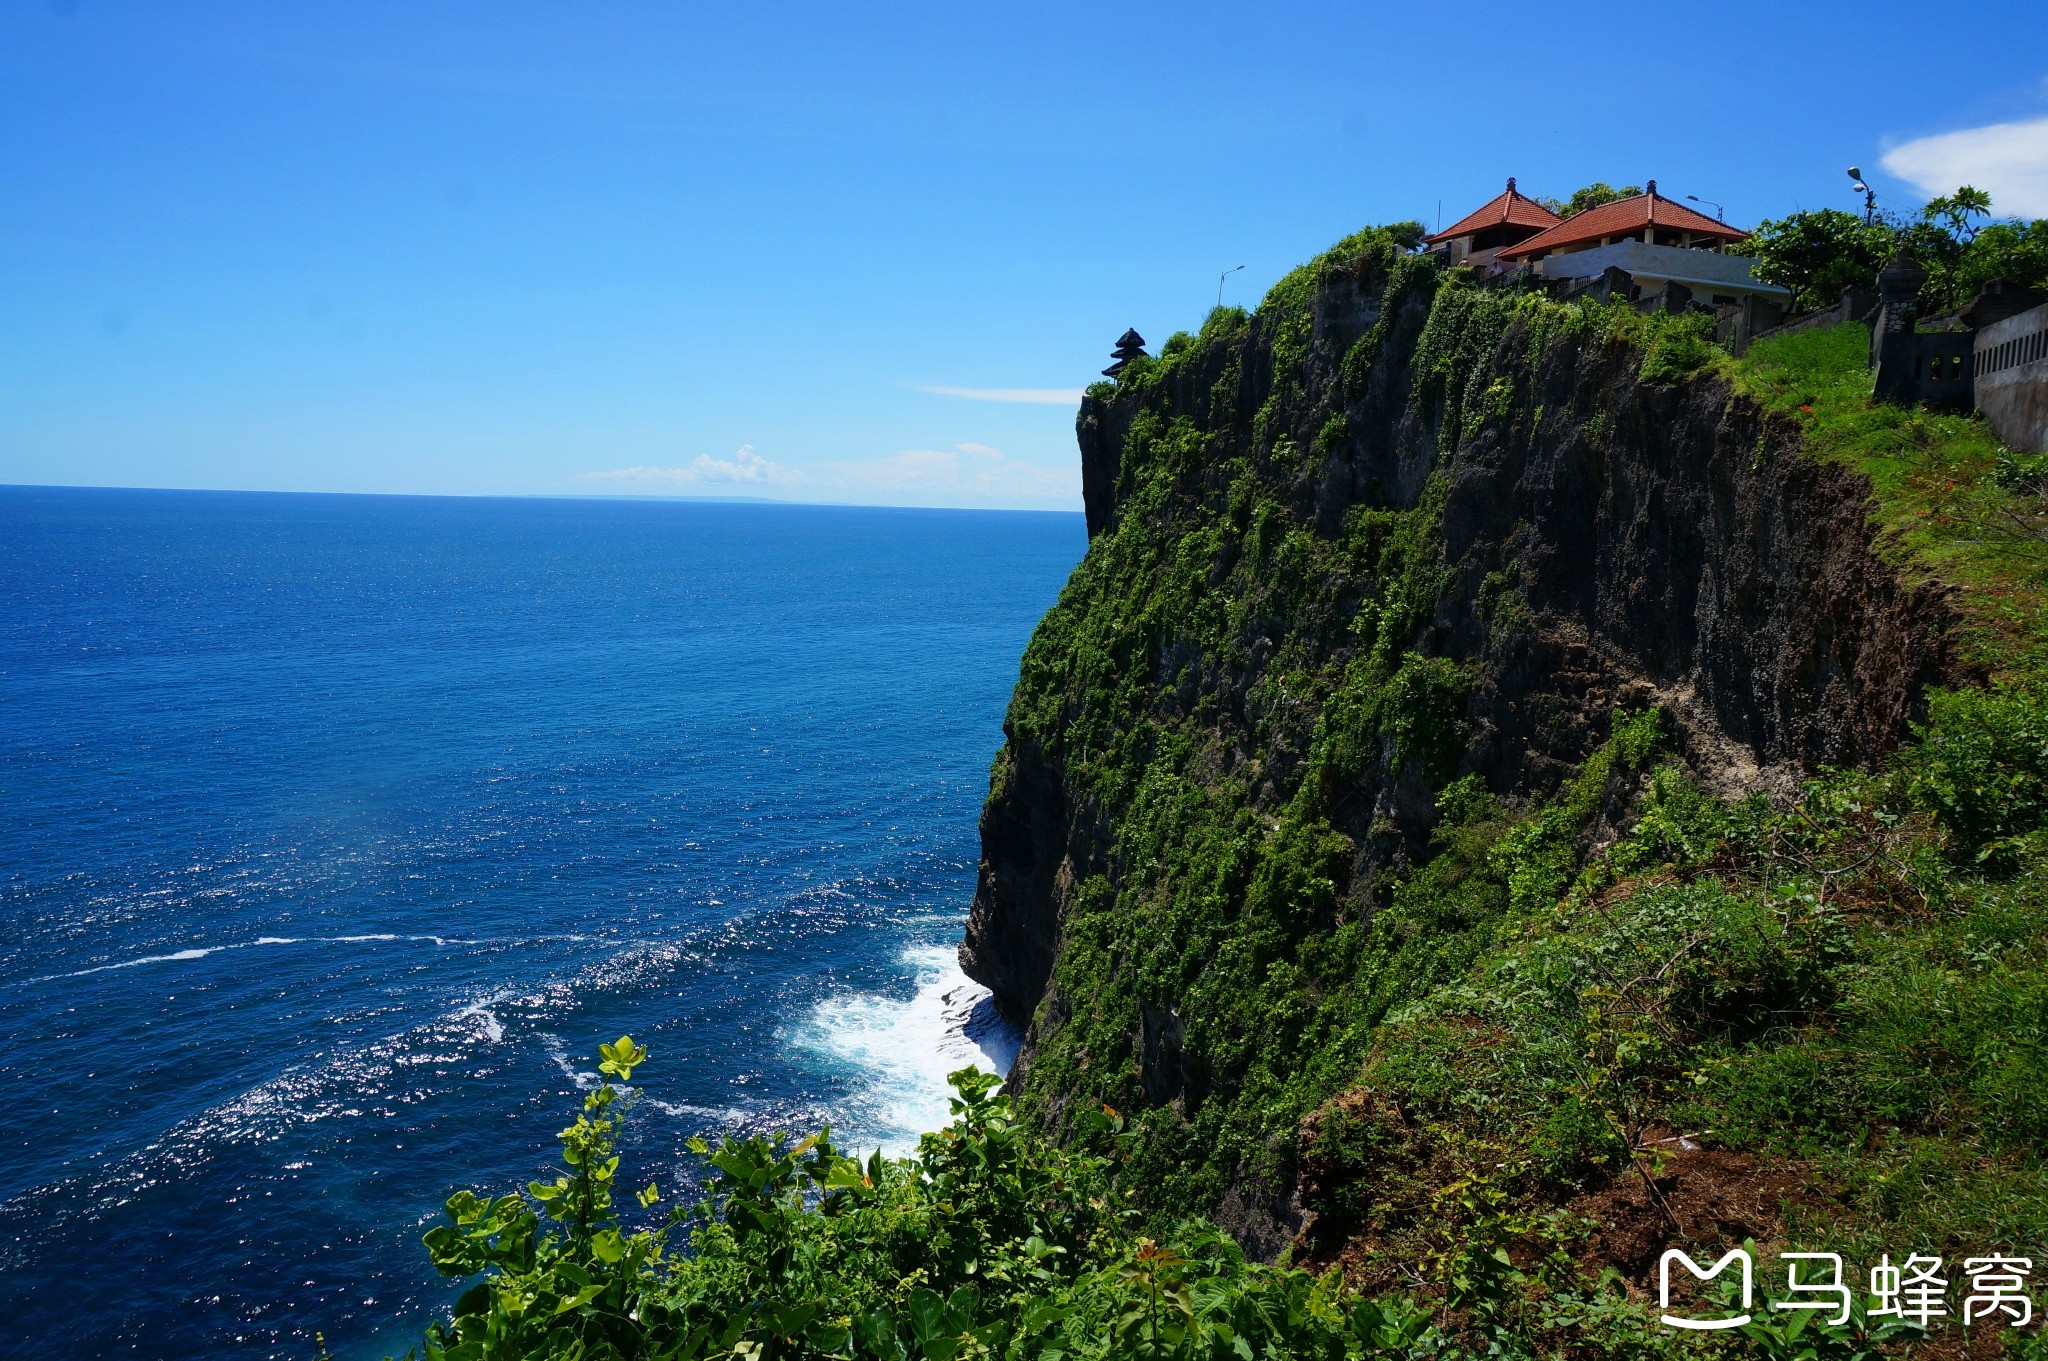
xmin=957 ymin=236 xmax=1964 ymax=1254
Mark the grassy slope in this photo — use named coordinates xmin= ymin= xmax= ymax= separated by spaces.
xmin=1735 ymin=322 xmax=2048 ymax=672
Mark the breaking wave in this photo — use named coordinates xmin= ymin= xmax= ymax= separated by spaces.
xmin=785 ymin=944 xmax=1022 ymax=1153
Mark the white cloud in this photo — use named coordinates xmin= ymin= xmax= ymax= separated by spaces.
xmin=1882 ymin=116 xmax=2048 ymax=217
xmin=910 ymin=385 xmax=1087 ymax=405
xmin=584 ymin=444 xmax=805 ymax=488
xmin=579 ymin=441 xmax=1079 ymax=511
xmin=821 ymin=443 xmax=1079 ymax=504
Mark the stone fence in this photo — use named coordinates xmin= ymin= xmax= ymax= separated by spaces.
xmin=1732 ymin=286 xmax=1876 ymax=355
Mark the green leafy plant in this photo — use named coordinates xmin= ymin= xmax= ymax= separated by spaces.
xmin=415 ymin=1057 xmax=1456 ymax=1359
xmin=1534 ymin=182 xmax=1642 ymax=218
xmin=420 ymin=1036 xmax=681 ymax=1360
xmin=1737 ymin=188 xmax=2044 ymax=313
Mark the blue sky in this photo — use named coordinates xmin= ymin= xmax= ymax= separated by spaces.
xmin=3 ymin=2 xmax=2044 ymax=510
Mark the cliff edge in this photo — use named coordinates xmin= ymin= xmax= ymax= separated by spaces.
xmin=958 ymin=231 xmax=1967 ymax=1257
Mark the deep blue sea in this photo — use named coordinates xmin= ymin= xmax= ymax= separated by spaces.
xmin=0 ymin=486 xmax=1084 ymax=1360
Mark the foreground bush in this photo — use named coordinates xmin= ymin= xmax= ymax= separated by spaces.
xmin=414 ymin=1050 xmax=1440 ymax=1360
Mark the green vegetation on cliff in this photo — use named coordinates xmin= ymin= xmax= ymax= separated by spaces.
xmin=993 ymin=242 xmax=1775 ymax=1230
xmin=972 ymin=230 xmax=2048 ymax=1350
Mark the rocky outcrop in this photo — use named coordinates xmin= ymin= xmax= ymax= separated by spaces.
xmin=956 ymin=741 xmax=1092 ymax=1028
xmin=1442 ymin=333 xmax=1958 ymax=791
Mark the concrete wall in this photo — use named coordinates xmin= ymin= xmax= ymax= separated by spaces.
xmin=1976 ymin=301 xmax=2048 ymax=454
xmin=1536 ymin=240 xmax=1789 ymax=303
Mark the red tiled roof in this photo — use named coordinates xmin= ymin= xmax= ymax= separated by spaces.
xmin=1425 ymin=178 xmax=1560 ymax=244
xmin=1499 ymin=187 xmax=1747 ymax=259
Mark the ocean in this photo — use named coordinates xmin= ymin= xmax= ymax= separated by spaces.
xmin=0 ymin=485 xmax=1084 ymax=1360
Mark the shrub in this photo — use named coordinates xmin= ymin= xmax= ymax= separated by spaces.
xmin=1900 ymin=684 xmax=2048 ymax=869
xmin=1637 ymin=311 xmax=1717 ymax=385
xmin=416 ymin=1053 xmax=1453 ymax=1360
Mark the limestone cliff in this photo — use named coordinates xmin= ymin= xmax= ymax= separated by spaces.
xmin=957 ymin=232 xmax=1965 ymax=1256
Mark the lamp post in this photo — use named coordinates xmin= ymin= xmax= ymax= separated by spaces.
xmin=1685 ymin=194 xmax=1724 ymax=221
xmin=1217 ymin=265 xmax=1244 ymax=310
xmin=1847 ymin=167 xmax=1877 ymax=224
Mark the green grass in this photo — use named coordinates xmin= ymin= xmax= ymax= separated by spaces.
xmin=1736 ymin=321 xmax=2048 ymax=671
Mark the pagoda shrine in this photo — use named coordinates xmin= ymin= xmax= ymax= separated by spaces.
xmin=1102 ymin=328 xmax=1147 ymax=378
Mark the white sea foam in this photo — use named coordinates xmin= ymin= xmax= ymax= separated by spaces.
xmin=457 ymin=999 xmax=507 ymax=1043
xmin=48 ymin=945 xmax=227 ymax=976
xmin=785 ymin=943 xmax=1022 ymax=1154
xmin=643 ymin=1096 xmax=756 ymax=1123
xmin=29 ymin=932 xmax=469 ymax=983
xmin=2 ymin=916 xmax=960 ymax=1238
xmin=542 ymin=1031 xmax=604 ymax=1091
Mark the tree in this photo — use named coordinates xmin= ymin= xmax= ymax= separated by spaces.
xmin=1910 ymin=186 xmax=2048 ymax=313
xmin=1732 ymin=189 xmax=2042 ymax=315
xmin=1733 ymin=208 xmax=1895 ymax=311
xmin=1536 ymin=182 xmax=1641 ymax=218
xmin=1923 ymin=186 xmax=1993 ymax=245
xmin=1891 ymin=186 xmax=1994 ymax=313
xmin=1383 ymin=219 xmax=1427 ymax=250
xmin=1956 ymin=217 xmax=2048 ymax=302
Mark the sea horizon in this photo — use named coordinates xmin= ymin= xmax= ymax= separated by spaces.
xmin=0 ymin=482 xmax=1088 ymax=518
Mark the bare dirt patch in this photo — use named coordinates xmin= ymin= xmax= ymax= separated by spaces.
xmin=1567 ymin=1129 xmax=1825 ymax=1282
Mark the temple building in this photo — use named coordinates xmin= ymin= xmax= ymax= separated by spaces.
xmin=1422 ymin=177 xmax=1560 ymax=268
xmin=1496 ymin=180 xmax=1789 ymax=312
xmin=1498 ymin=181 xmax=1744 ymax=261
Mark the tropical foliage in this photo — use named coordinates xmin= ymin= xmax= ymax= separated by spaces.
xmin=416 ymin=1058 xmax=1450 ymax=1360
xmin=1736 ymin=186 xmax=2048 ymax=312
xmin=1534 ymin=182 xmax=1642 ymax=218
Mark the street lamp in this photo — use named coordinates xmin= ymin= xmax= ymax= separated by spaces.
xmin=1217 ymin=264 xmax=1245 ymax=310
xmin=1685 ymin=193 xmax=1724 ymax=221
xmin=1847 ymin=167 xmax=1877 ymax=224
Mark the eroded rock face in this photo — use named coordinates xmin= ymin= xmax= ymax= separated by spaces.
xmin=958 ymin=254 xmax=1966 ymax=1250
xmin=1440 ymin=338 xmax=1958 ymax=784
xmin=956 ymin=739 xmax=1077 ymax=1028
